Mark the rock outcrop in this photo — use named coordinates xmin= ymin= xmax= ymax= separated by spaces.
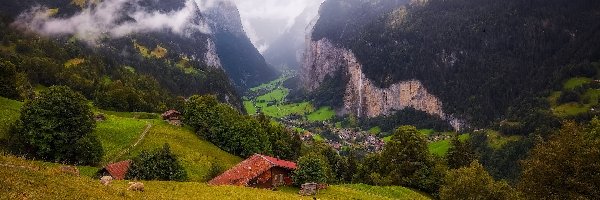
xmin=204 ymin=38 xmax=222 ymax=68
xmin=302 ymin=39 xmax=463 ymax=130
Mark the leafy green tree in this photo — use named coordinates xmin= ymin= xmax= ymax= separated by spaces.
xmin=184 ymin=95 xmax=271 ymax=157
xmin=380 ymin=126 xmax=430 ymax=184
xmin=518 ymin=119 xmax=600 ymax=199
xmin=0 ymin=60 xmax=19 ymax=99
xmin=378 ymin=125 xmax=444 ymax=195
xmin=8 ymin=86 xmax=102 ymax=165
xmin=126 ymin=143 xmax=188 ymax=181
xmin=440 ymin=161 xmax=520 ymax=200
xmin=446 ymin=135 xmax=477 ymax=169
xmin=293 ymin=154 xmax=330 ymax=186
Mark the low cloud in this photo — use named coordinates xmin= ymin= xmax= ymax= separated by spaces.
xmin=14 ymin=0 xmax=214 ymax=44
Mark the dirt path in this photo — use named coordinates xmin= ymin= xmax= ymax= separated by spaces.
xmin=110 ymin=122 xmax=152 ymax=163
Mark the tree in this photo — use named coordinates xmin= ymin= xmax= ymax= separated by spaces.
xmin=126 ymin=143 xmax=188 ymax=181
xmin=184 ymin=95 xmax=271 ymax=157
xmin=379 ymin=126 xmax=430 ymax=184
xmin=0 ymin=60 xmax=19 ymax=99
xmin=8 ymin=86 xmax=102 ymax=165
xmin=518 ymin=119 xmax=600 ymax=199
xmin=293 ymin=154 xmax=330 ymax=186
xmin=446 ymin=135 xmax=477 ymax=169
xmin=440 ymin=161 xmax=520 ymax=200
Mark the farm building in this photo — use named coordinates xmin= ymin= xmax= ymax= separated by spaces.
xmin=161 ymin=110 xmax=182 ymax=126
xmin=209 ymin=154 xmax=297 ymax=188
xmin=96 ymin=160 xmax=131 ymax=180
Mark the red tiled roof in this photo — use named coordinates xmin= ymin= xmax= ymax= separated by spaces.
xmin=261 ymin=155 xmax=297 ymax=170
xmin=208 ymin=154 xmax=296 ymax=186
xmin=105 ymin=160 xmax=131 ymax=180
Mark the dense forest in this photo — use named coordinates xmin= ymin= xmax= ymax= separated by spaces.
xmin=310 ymin=0 xmax=600 ymax=128
xmin=0 ymin=15 xmax=240 ymax=112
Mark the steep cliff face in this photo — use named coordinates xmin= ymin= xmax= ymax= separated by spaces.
xmin=303 ymin=0 xmax=600 ymax=128
xmin=302 ymin=38 xmax=463 ymax=130
xmin=301 ymin=39 xmax=345 ymax=91
xmin=205 ymin=0 xmax=279 ymax=89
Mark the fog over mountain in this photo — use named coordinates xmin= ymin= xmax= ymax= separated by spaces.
xmin=233 ymin=0 xmax=323 ymax=55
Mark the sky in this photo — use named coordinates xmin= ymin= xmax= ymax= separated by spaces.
xmin=232 ymin=0 xmax=324 ymax=53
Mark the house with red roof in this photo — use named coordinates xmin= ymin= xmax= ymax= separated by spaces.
xmin=209 ymin=154 xmax=297 ymax=188
xmin=96 ymin=160 xmax=131 ymax=180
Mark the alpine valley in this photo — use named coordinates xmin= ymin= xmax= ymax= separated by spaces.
xmin=0 ymin=0 xmax=599 ymax=199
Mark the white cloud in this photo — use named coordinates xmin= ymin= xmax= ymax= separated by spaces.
xmin=14 ymin=0 xmax=215 ymax=44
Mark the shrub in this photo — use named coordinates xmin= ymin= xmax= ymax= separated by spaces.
xmin=126 ymin=143 xmax=188 ymax=181
xmin=7 ymin=86 xmax=102 ymax=165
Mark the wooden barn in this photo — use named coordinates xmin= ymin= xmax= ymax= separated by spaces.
xmin=96 ymin=160 xmax=131 ymax=180
xmin=209 ymin=154 xmax=297 ymax=188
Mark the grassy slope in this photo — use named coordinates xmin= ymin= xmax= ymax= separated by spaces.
xmin=126 ymin=120 xmax=242 ymax=182
xmin=0 ymin=155 xmax=430 ymax=200
xmin=0 ymin=97 xmax=22 ymax=141
xmin=0 ymin=97 xmax=241 ymax=182
xmin=428 ymin=133 xmax=470 ymax=157
xmin=94 ymin=116 xmax=148 ymax=164
xmin=549 ymin=77 xmax=598 ymax=118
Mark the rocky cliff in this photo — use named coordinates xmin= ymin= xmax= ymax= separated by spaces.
xmin=302 ymin=38 xmax=463 ymax=130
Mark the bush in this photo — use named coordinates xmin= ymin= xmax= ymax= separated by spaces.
xmin=7 ymin=86 xmax=102 ymax=165
xmin=293 ymin=154 xmax=329 ymax=186
xmin=126 ymin=143 xmax=188 ymax=181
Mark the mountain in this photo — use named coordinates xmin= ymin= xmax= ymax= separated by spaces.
xmin=204 ymin=1 xmax=279 ymax=88
xmin=301 ymin=0 xmax=600 ymax=130
xmin=263 ymin=3 xmax=321 ymax=69
xmin=0 ymin=0 xmax=280 ymax=110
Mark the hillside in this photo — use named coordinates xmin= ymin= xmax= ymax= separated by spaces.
xmin=302 ymin=0 xmax=600 ymax=129
xmin=0 ymin=96 xmax=242 ymax=182
xmin=0 ymin=154 xmax=430 ymax=199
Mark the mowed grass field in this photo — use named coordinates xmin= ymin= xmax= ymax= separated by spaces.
xmin=125 ymin=120 xmax=242 ymax=182
xmin=0 ymin=154 xmax=431 ymax=200
xmin=245 ymin=75 xmax=335 ymax=121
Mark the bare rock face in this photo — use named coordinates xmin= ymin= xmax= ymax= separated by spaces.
xmin=301 ymin=38 xmax=346 ymax=91
xmin=302 ymin=39 xmax=463 ymax=130
xmin=204 ymin=38 xmax=222 ymax=68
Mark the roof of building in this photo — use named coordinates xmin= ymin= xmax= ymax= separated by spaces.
xmin=208 ymin=154 xmax=297 ymax=186
xmin=161 ymin=110 xmax=181 ymax=119
xmin=103 ymin=160 xmax=131 ymax=180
